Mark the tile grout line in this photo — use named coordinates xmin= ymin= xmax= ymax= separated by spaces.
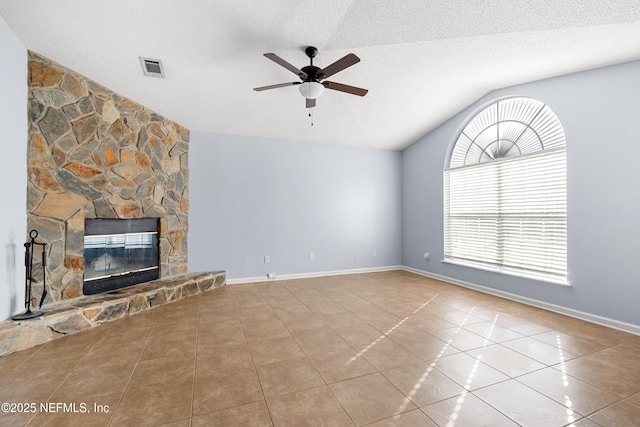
xmin=23 ymin=322 xmax=114 ymax=427
xmin=105 ymin=308 xmax=162 ymax=427
xmin=260 ymin=281 xmax=358 ymax=427
xmin=235 ymin=284 xmax=276 ymax=427
xmin=265 ymin=280 xmax=387 ymax=423
xmin=285 ymin=279 xmax=408 ymax=425
xmin=187 ymin=294 xmax=203 ymax=427
xmin=256 ymin=282 xmax=317 ymax=427
xmin=324 ymin=281 xmax=440 ymax=425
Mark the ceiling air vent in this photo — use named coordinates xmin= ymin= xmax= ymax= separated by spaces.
xmin=139 ymin=57 xmax=165 ymax=78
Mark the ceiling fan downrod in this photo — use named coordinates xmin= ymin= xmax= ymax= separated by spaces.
xmin=305 ymin=46 xmax=318 ymax=65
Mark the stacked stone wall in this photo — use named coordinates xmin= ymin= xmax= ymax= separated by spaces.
xmin=26 ymin=51 xmax=189 ymax=305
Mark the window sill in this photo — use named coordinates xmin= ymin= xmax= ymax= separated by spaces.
xmin=441 ymin=259 xmax=571 ymax=287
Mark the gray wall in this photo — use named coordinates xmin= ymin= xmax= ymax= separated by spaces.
xmin=0 ymin=15 xmax=27 ymax=320
xmin=189 ymin=132 xmax=402 ymax=280
xmin=402 ymin=60 xmax=640 ymax=327
xmin=3 ymin=14 xmax=638 ymax=329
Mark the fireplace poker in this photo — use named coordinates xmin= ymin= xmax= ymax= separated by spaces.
xmin=39 ymin=239 xmax=47 ymax=309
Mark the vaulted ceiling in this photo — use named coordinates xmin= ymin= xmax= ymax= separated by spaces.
xmin=2 ymin=1 xmax=640 ymax=150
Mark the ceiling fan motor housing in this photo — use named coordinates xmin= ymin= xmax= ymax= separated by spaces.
xmin=300 ymin=65 xmax=324 ymax=82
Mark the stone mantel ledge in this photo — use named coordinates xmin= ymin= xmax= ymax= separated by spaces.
xmin=0 ymin=271 xmax=225 ymax=357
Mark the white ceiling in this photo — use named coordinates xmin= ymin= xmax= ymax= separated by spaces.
xmin=2 ymin=1 xmax=640 ymax=151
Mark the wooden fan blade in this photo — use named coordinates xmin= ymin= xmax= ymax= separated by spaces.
xmin=318 ymin=53 xmax=360 ymax=79
xmin=253 ymin=82 xmax=300 ymax=91
xmin=264 ymin=53 xmax=307 ymax=78
xmin=324 ymin=81 xmax=368 ymax=96
xmin=306 ymin=98 xmax=316 ymax=108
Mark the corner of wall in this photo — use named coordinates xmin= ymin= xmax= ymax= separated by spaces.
xmin=0 ymin=15 xmax=28 ymax=320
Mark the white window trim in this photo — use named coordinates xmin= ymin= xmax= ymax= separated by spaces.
xmin=441 ymin=258 xmax=570 ymax=286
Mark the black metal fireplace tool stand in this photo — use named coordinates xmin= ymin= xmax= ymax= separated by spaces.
xmin=12 ymin=230 xmax=48 ymax=321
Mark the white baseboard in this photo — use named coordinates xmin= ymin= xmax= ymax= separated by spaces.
xmin=403 ymin=266 xmax=640 ymax=336
xmin=224 ymin=265 xmax=639 ymax=336
xmin=226 ymin=265 xmax=404 ymax=285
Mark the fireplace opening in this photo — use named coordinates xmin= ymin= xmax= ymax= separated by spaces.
xmin=83 ymin=218 xmax=160 ymax=295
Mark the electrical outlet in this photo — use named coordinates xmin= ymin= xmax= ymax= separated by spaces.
xmin=309 ymin=252 xmax=315 ymax=261
xmin=264 ymin=255 xmax=270 ymax=264
xmin=267 ymin=272 xmax=275 ymax=279
xmin=354 ymin=255 xmax=359 ymax=262
xmin=372 ymin=249 xmax=377 ymax=257
xmin=423 ymin=252 xmax=430 ymax=260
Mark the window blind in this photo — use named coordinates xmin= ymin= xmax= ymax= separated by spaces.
xmin=445 ymin=148 xmax=567 ymax=281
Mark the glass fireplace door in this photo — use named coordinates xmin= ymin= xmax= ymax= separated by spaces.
xmin=84 ymin=232 xmax=158 ymax=281
xmin=83 ymin=218 xmax=160 ymax=295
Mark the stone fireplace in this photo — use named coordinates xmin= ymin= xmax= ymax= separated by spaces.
xmin=0 ymin=51 xmax=226 ymax=358
xmin=26 ymin=51 xmax=189 ymax=306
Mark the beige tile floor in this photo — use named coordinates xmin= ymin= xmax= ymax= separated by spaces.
xmin=1 ymin=271 xmax=639 ymax=426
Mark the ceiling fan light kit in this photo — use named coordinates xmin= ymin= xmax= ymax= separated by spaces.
xmin=254 ymin=46 xmax=368 ymax=110
xmin=299 ymin=81 xmax=325 ymax=99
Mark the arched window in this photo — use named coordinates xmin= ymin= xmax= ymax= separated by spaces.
xmin=444 ymin=97 xmax=567 ymax=283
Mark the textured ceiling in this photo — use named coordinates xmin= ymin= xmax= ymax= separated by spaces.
xmin=2 ymin=1 xmax=640 ymax=150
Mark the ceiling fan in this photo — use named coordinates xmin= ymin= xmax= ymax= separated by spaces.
xmin=253 ymin=46 xmax=368 ymax=108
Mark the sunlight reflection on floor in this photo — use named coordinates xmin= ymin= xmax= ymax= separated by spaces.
xmin=444 ymin=313 xmax=498 ymax=427
xmin=387 ymin=305 xmax=501 ymax=423
xmin=556 ymin=334 xmax=577 ymax=426
xmin=346 ymin=295 xmax=438 ymax=366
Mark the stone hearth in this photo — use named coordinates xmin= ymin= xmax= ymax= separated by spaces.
xmin=0 ymin=271 xmax=226 ymax=357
